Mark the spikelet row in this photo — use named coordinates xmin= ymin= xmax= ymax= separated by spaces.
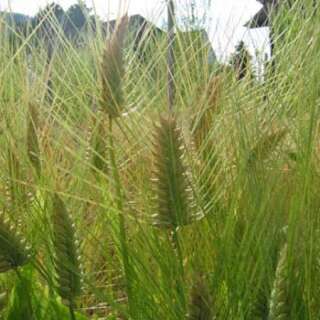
xmin=269 ymin=244 xmax=289 ymax=320
xmin=0 ymin=212 xmax=31 ymax=273
xmin=27 ymin=103 xmax=41 ymax=176
xmin=52 ymin=194 xmax=83 ymax=305
xmin=151 ymin=115 xmax=198 ymax=229
xmin=187 ymin=274 xmax=214 ymax=320
xmin=92 ymin=115 xmax=108 ymax=175
xmin=6 ymin=147 xmax=21 ymax=208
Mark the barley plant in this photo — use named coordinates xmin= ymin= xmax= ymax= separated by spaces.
xmin=0 ymin=0 xmax=319 ymax=319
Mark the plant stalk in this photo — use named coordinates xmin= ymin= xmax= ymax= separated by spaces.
xmin=108 ymin=116 xmax=133 ymax=316
xmin=170 ymin=228 xmax=187 ymax=314
xmin=69 ymin=302 xmax=76 ymax=320
xmin=167 ymin=0 xmax=176 ymax=112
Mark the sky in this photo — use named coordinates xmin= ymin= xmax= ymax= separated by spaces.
xmin=1 ymin=0 xmax=270 ymax=60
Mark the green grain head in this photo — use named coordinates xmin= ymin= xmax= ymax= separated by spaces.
xmin=92 ymin=116 xmax=108 ymax=175
xmin=100 ymin=15 xmax=128 ymax=118
xmin=187 ymin=274 xmax=214 ymax=320
xmin=269 ymin=244 xmax=289 ymax=320
xmin=26 ymin=103 xmax=41 ymax=177
xmin=151 ymin=115 xmax=197 ymax=229
xmin=0 ymin=213 xmax=31 ymax=273
xmin=52 ymin=194 xmax=83 ymax=305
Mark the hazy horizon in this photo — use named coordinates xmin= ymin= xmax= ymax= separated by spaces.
xmin=1 ymin=0 xmax=270 ymax=60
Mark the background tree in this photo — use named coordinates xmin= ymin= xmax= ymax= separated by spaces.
xmin=65 ymin=2 xmax=92 ymax=38
xmin=33 ymin=2 xmax=65 ymax=31
xmin=33 ymin=3 xmax=65 ymax=48
xmin=32 ymin=3 xmax=65 ymax=105
xmin=180 ymin=0 xmax=213 ymax=30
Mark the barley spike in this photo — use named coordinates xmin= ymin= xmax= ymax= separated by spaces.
xmin=0 ymin=213 xmax=31 ymax=273
xmin=152 ymin=114 xmax=195 ymax=229
xmin=100 ymin=15 xmax=128 ymax=118
xmin=269 ymin=244 xmax=289 ymax=320
xmin=52 ymin=194 xmax=82 ymax=305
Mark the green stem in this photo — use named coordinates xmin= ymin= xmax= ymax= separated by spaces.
xmin=171 ymin=228 xmax=187 ymax=314
xmin=167 ymin=0 xmax=176 ymax=112
xmin=15 ymin=269 xmax=34 ymax=318
xmin=69 ymin=302 xmax=76 ymax=320
xmin=108 ymin=117 xmax=133 ymax=316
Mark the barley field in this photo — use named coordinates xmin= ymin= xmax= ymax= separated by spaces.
xmin=0 ymin=1 xmax=319 ymax=319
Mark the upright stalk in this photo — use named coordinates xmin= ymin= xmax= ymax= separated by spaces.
xmin=167 ymin=3 xmax=186 ymax=310
xmin=167 ymin=0 xmax=176 ymax=112
xmin=46 ymin=42 xmax=54 ymax=105
xmin=270 ymin=25 xmax=276 ymax=74
xmin=170 ymin=228 xmax=187 ymax=312
xmin=108 ymin=117 xmax=133 ymax=316
xmin=15 ymin=269 xmax=34 ymax=319
xmin=69 ymin=303 xmax=76 ymax=320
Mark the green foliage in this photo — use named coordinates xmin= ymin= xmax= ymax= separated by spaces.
xmin=6 ymin=269 xmax=88 ymax=320
xmin=7 ymin=270 xmax=36 ymax=320
xmin=247 ymin=129 xmax=287 ymax=167
xmin=0 ymin=2 xmax=320 ymax=319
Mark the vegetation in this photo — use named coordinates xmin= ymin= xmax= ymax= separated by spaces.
xmin=0 ymin=0 xmax=319 ymax=319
